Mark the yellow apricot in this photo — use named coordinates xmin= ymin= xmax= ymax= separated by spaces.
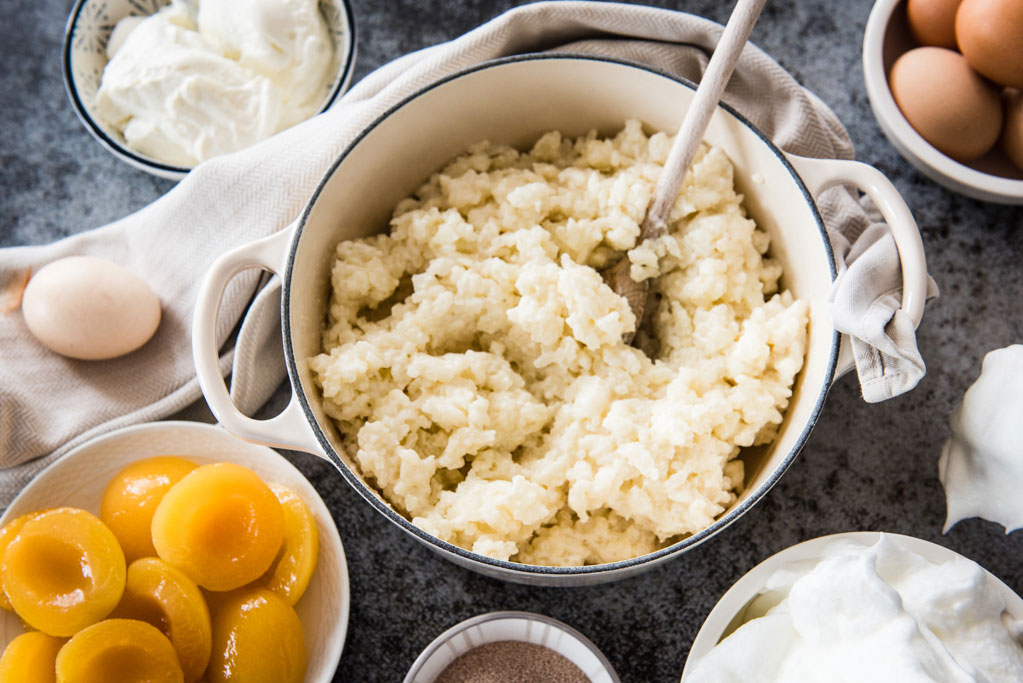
xmin=1 ymin=508 xmax=125 ymax=637
xmin=0 ymin=631 xmax=63 ymax=683
xmin=253 ymin=483 xmax=319 ymax=605
xmin=207 ymin=589 xmax=305 ymax=683
xmin=151 ymin=463 xmax=284 ymax=592
xmin=0 ymin=512 xmax=42 ymax=612
xmin=100 ymin=456 xmax=197 ymax=563
xmin=55 ymin=619 xmax=182 ymax=683
xmin=111 ymin=558 xmax=211 ymax=682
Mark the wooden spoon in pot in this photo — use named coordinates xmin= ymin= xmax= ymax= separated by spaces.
xmin=604 ymin=0 xmax=767 ymax=343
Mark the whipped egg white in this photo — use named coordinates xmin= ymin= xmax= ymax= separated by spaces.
xmin=94 ymin=0 xmax=332 ymax=166
xmin=685 ymin=535 xmax=1023 ymax=682
xmin=940 ymin=344 xmax=1023 ymax=533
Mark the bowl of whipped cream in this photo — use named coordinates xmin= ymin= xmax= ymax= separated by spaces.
xmin=62 ymin=0 xmax=356 ymax=179
xmin=681 ymin=531 xmax=1023 ymax=681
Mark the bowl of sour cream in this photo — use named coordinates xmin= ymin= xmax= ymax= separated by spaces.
xmin=62 ymin=0 xmax=356 ymax=179
xmin=681 ymin=531 xmax=1023 ymax=682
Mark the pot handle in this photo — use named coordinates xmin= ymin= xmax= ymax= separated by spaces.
xmin=786 ymin=155 xmax=928 ymax=377
xmin=191 ymin=223 xmax=325 ymax=457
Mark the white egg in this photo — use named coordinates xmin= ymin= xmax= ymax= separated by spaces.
xmin=21 ymin=256 xmax=161 ymax=360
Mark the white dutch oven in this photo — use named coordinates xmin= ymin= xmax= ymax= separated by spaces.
xmin=193 ymin=55 xmax=928 ymax=586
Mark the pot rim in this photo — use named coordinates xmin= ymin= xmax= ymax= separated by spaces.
xmin=281 ymin=52 xmax=840 ymax=576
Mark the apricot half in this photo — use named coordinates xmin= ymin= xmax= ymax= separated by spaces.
xmin=1 ymin=508 xmax=125 ymax=636
xmin=55 ymin=619 xmax=183 ymax=683
xmin=0 ymin=631 xmax=63 ymax=683
xmin=207 ymin=588 xmax=305 ymax=683
xmin=101 ymin=456 xmax=197 ymax=563
xmin=254 ymin=483 xmax=319 ymax=605
xmin=112 ymin=558 xmax=211 ymax=682
xmin=151 ymin=463 xmax=284 ymax=591
xmin=0 ymin=512 xmax=41 ymax=612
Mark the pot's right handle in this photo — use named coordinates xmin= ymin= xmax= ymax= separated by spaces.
xmin=191 ymin=223 xmax=326 ymax=457
xmin=786 ymin=155 xmax=928 ymax=377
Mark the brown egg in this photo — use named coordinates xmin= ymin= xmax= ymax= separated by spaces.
xmin=1003 ymin=88 xmax=1023 ymax=170
xmin=890 ymin=47 xmax=1003 ymax=161
xmin=21 ymin=256 xmax=161 ymax=360
xmin=907 ymin=0 xmax=962 ymax=48
xmin=955 ymin=0 xmax=1023 ymax=88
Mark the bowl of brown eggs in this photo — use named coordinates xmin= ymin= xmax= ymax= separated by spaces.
xmin=863 ymin=0 xmax=1023 ymax=203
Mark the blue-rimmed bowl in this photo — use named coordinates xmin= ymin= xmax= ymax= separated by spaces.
xmin=62 ymin=0 xmax=356 ymax=180
xmin=192 ymin=54 xmax=929 ymax=585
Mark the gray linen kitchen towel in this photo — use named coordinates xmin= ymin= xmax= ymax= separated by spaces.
xmin=0 ymin=1 xmax=936 ymax=504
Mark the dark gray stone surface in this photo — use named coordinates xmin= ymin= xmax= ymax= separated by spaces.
xmin=2 ymin=0 xmax=1021 ymax=681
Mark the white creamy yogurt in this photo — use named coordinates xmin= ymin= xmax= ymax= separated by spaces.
xmin=94 ymin=0 xmax=332 ymax=166
xmin=198 ymin=0 xmax=331 ymax=124
xmin=939 ymin=345 xmax=1023 ymax=533
xmin=685 ymin=535 xmax=1023 ymax=683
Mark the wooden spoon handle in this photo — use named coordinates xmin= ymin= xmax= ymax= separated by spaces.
xmin=642 ymin=0 xmax=767 ymax=240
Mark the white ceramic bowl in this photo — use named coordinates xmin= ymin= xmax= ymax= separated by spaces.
xmin=680 ymin=531 xmax=1023 ymax=680
xmin=62 ymin=0 xmax=356 ymax=180
xmin=404 ymin=611 xmax=619 ymax=683
xmin=863 ymin=0 xmax=1023 ymax=204
xmin=0 ymin=420 xmax=350 ymax=683
xmin=193 ymin=54 xmax=929 ymax=585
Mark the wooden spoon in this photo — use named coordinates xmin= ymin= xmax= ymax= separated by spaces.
xmin=604 ymin=0 xmax=767 ymax=343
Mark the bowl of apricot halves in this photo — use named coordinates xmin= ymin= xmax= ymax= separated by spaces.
xmin=0 ymin=420 xmax=349 ymax=683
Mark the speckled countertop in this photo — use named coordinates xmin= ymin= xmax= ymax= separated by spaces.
xmin=2 ymin=0 xmax=1021 ymax=681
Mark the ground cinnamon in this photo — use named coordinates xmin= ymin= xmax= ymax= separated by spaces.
xmin=434 ymin=640 xmax=590 ymax=683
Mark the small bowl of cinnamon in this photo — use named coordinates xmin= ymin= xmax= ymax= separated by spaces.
xmin=404 ymin=611 xmax=619 ymax=683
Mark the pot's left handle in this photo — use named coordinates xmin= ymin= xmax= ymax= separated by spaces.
xmin=786 ymin=155 xmax=928 ymax=377
xmin=192 ymin=223 xmax=325 ymax=457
